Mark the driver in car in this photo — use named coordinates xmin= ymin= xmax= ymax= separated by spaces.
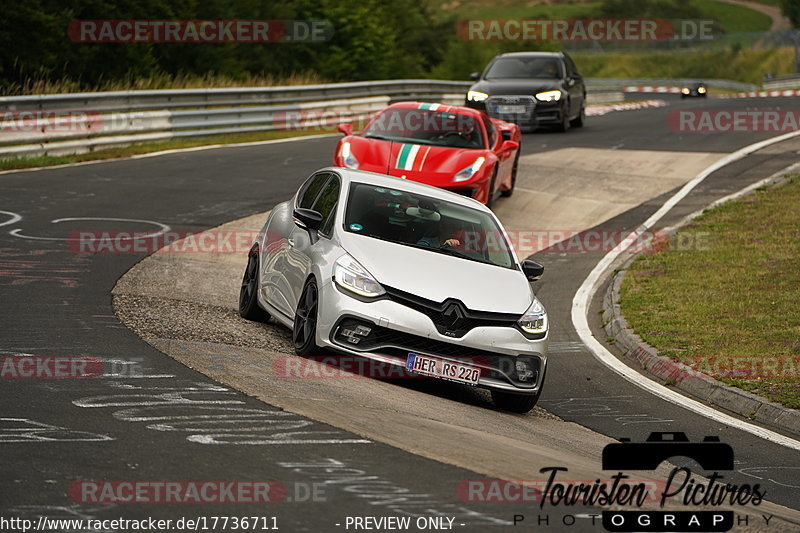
xmin=413 ymin=207 xmax=463 ymax=248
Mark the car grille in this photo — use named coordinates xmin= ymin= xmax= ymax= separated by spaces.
xmin=485 ymin=95 xmax=536 ymax=121
xmin=331 ymin=316 xmax=541 ymax=387
xmin=383 ymin=285 xmax=520 ymax=338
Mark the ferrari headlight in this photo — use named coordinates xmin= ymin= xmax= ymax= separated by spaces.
xmin=340 ymin=142 xmax=359 ymax=169
xmin=334 ymin=254 xmax=385 ymax=298
xmin=518 ymin=297 xmax=548 ymax=335
xmin=535 ymin=90 xmax=562 ymax=102
xmin=467 ymin=90 xmax=489 ymax=102
xmin=453 ymin=156 xmax=485 ymax=182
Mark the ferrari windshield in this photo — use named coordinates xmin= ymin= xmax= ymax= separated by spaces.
xmin=363 ymin=108 xmax=485 ymax=149
xmin=484 ymin=57 xmax=562 ymax=79
xmin=344 ymin=182 xmax=516 ymax=269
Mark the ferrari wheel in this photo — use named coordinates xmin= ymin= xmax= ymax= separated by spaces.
xmin=485 ymin=168 xmax=498 ymax=208
xmin=501 ymin=150 xmax=519 ymax=198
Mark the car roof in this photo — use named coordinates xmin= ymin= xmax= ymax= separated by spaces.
xmin=383 ymin=101 xmax=485 ymax=119
xmin=323 ymin=167 xmax=490 ymax=212
xmin=496 ymin=51 xmax=564 ymax=59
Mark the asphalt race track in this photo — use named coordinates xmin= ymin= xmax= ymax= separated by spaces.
xmin=2 ymin=94 xmax=799 ymax=532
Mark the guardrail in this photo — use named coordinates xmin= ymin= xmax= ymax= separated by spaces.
xmin=763 ymin=74 xmax=800 ymax=90
xmin=0 ymin=80 xmax=476 ymax=157
xmin=0 ymin=77 xmax=721 ymax=158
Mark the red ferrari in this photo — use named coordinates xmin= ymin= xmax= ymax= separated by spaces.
xmin=333 ymin=102 xmax=521 ymax=207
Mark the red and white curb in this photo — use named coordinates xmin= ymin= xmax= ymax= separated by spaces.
xmin=718 ymin=89 xmax=800 ymax=99
xmin=624 ymin=86 xmax=800 ymax=99
xmin=586 ymin=99 xmax=668 ymax=117
xmin=623 ymin=86 xmax=682 ymax=94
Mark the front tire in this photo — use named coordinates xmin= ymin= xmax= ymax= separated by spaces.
xmin=492 ymin=389 xmax=542 ymax=413
xmin=555 ymin=107 xmax=571 ymax=132
xmin=239 ymin=246 xmax=269 ymax=321
xmin=500 ymin=150 xmax=519 ymax=198
xmin=293 ymin=278 xmax=320 ymax=356
xmin=485 ymin=168 xmax=498 ymax=208
xmin=570 ymin=104 xmax=585 ymax=128
xmin=492 ymin=367 xmax=546 ymax=413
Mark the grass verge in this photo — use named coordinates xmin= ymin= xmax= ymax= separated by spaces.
xmin=0 ymin=129 xmax=333 ymax=172
xmin=573 ymin=47 xmax=794 ymax=84
xmin=619 ymin=177 xmax=800 ymax=409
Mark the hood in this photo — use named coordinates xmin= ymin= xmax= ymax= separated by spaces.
xmin=471 ymin=78 xmax=562 ymax=96
xmin=385 ymin=143 xmax=488 ymax=187
xmin=338 ymin=232 xmax=531 ymax=314
xmin=340 ymin=135 xmax=393 ymax=174
xmin=346 ymin=137 xmax=489 ymax=187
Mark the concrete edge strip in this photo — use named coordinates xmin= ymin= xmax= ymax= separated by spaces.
xmin=602 ymin=162 xmax=800 ymax=435
xmin=571 ymin=129 xmax=800 ymax=451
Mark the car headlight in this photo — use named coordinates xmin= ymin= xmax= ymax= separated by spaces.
xmin=535 ymin=90 xmax=561 ymax=102
xmin=518 ymin=297 xmax=548 ymax=335
xmin=453 ymin=156 xmax=485 ymax=182
xmin=334 ymin=254 xmax=385 ymax=298
xmin=339 ymin=142 xmax=359 ymax=169
xmin=698 ymin=87 xmax=706 ymax=93
xmin=681 ymin=88 xmax=690 ymax=94
xmin=467 ymin=90 xmax=489 ymax=102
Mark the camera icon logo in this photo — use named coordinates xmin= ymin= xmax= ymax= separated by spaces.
xmin=603 ymin=432 xmax=734 ymax=471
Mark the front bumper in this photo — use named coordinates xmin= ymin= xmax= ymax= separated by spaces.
xmin=314 ymin=279 xmax=548 ymax=394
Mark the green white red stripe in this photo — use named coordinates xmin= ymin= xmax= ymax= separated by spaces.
xmin=395 ymin=144 xmax=431 ymax=172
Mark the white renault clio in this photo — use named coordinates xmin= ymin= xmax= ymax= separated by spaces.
xmin=239 ymin=167 xmax=548 ymax=412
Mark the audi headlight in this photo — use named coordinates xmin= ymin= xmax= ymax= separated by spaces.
xmin=518 ymin=297 xmax=548 ymax=336
xmin=339 ymin=142 xmax=359 ymax=169
xmin=535 ymin=90 xmax=562 ymax=102
xmin=467 ymin=90 xmax=489 ymax=102
xmin=453 ymin=156 xmax=485 ymax=182
xmin=334 ymin=254 xmax=385 ymax=298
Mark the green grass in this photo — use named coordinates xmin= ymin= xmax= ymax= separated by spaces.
xmin=572 ymin=46 xmax=795 ymax=83
xmin=619 ymin=178 xmax=800 ymax=409
xmin=3 ymin=71 xmax=325 ymax=96
xmin=432 ymin=0 xmax=772 ymax=33
xmin=702 ymin=0 xmax=772 ymax=33
xmin=0 ymin=129 xmax=332 ymax=171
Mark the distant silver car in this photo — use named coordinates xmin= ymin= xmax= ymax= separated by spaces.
xmin=239 ymin=167 xmax=548 ymax=412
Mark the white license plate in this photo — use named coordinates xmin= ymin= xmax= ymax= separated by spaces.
xmin=405 ymin=353 xmax=480 ymax=385
xmin=494 ymin=104 xmax=526 ymax=114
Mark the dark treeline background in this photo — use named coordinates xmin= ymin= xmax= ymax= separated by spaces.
xmin=0 ymin=0 xmax=458 ymax=91
xmin=0 ymin=0 xmax=797 ymax=93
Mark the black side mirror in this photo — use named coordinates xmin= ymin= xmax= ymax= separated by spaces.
xmin=522 ymin=260 xmax=544 ymax=281
xmin=470 ymin=72 xmax=480 ymax=81
xmin=293 ymin=208 xmax=323 ymax=232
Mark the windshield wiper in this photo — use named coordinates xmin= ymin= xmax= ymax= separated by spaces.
xmin=364 ymin=133 xmax=393 ymax=141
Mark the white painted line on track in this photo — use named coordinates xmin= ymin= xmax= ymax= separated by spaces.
xmin=572 ymin=129 xmax=800 ymax=451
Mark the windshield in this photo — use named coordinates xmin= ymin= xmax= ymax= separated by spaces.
xmin=344 ymin=182 xmax=516 ymax=269
xmin=484 ymin=57 xmax=562 ymax=79
xmin=363 ymin=108 xmax=485 ymax=149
